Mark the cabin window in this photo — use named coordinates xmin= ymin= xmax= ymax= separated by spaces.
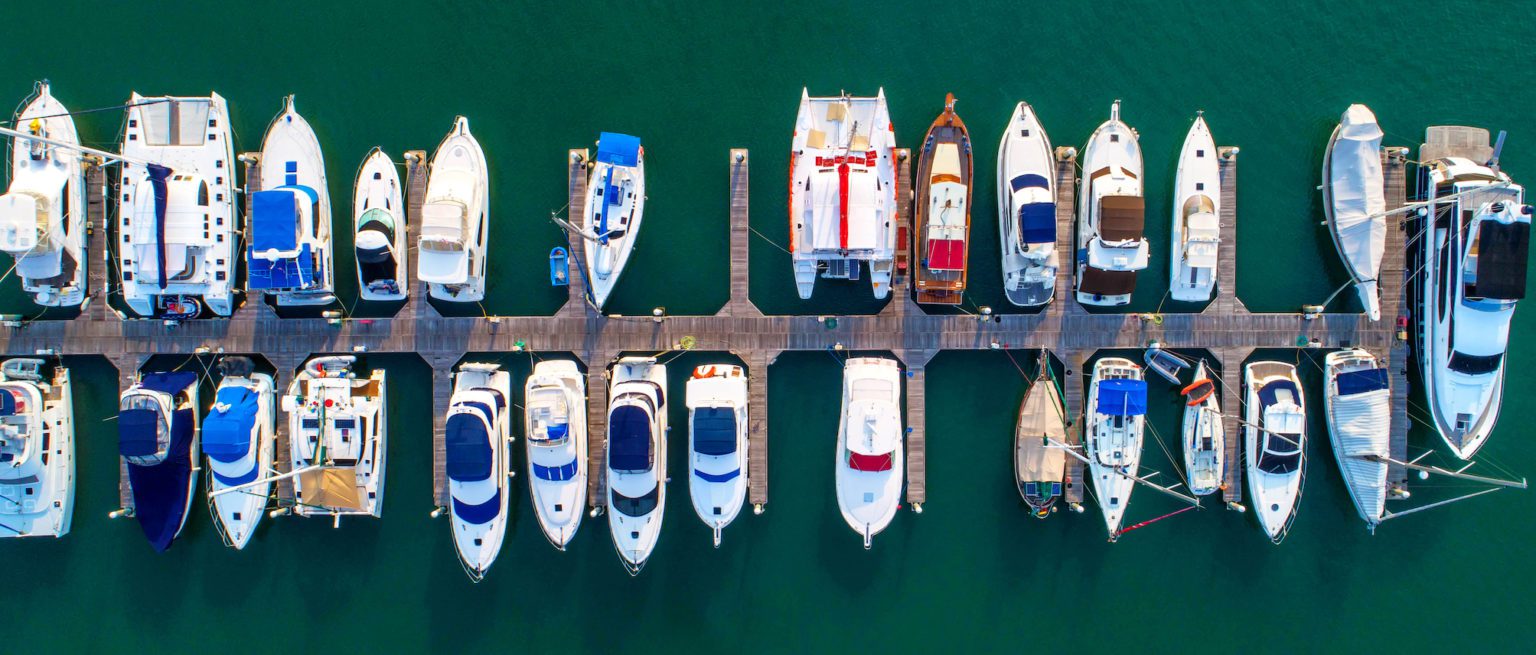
xmin=1448 ymin=351 xmax=1502 ymax=375
xmin=198 ymin=182 xmax=209 ymax=207
xmin=611 ymin=485 xmax=659 ymax=517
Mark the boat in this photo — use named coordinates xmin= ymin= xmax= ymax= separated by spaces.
xmin=1144 ymin=344 xmax=1189 ymax=385
xmin=0 ymin=358 xmax=74 ymax=538
xmin=0 ymin=82 xmax=86 ymax=307
xmin=686 ymin=364 xmax=748 ymax=547
xmin=835 ymin=356 xmax=903 ymax=548
xmin=1244 ymin=361 xmax=1306 ymax=543
xmin=418 ymin=116 xmax=489 ymax=303
xmin=914 ymin=93 xmax=973 ymax=305
xmin=1169 ymin=114 xmax=1221 ymax=303
xmin=1180 ymin=361 xmax=1225 ymax=496
xmin=997 ymin=101 xmax=1059 ymax=307
xmin=1415 ymin=125 xmax=1527 ymax=459
xmin=1076 ymin=101 xmax=1148 ymax=306
xmin=354 ymin=148 xmax=408 ymax=301
xmin=283 ymin=356 xmax=386 ymax=525
xmin=606 ymin=357 xmax=667 ymax=575
xmin=247 ymin=95 xmax=335 ymax=306
xmin=446 ymin=363 xmax=512 ymax=582
xmin=118 ymin=93 xmax=238 ymax=318
xmin=524 ymin=359 xmax=587 ymax=549
xmin=1014 ymin=353 xmax=1066 ymax=517
xmin=549 ymin=247 xmax=569 ymax=287
xmin=203 ymin=357 xmax=275 ymax=549
xmin=581 ymin=132 xmax=646 ymax=310
xmin=118 ymin=370 xmax=200 ymax=551
xmin=789 ymin=89 xmax=898 ymax=300
xmin=1084 ymin=357 xmax=1147 ymax=539
xmin=1323 ymin=105 xmax=1386 ymax=319
xmin=1322 ymin=349 xmax=1390 ymax=531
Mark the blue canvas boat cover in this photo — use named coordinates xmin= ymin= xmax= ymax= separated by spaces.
xmin=203 ymin=387 xmax=258 ymax=463
xmin=126 ymin=407 xmax=195 ymax=552
xmin=252 ymin=190 xmax=299 ymax=252
xmin=1020 ymin=203 xmax=1056 ymax=243
xmin=1096 ymin=378 xmax=1148 ymax=416
xmin=693 ymin=407 xmax=738 ymax=456
xmin=595 ymin=132 xmax=641 ymax=167
xmin=0 ymin=390 xmax=15 ymax=416
xmin=695 ymin=467 xmax=741 ymax=483
xmin=148 ymin=163 xmax=173 ymax=287
xmin=608 ymin=404 xmax=653 ymax=471
xmin=118 ymin=408 xmax=161 ymax=457
xmin=1336 ymin=368 xmax=1389 ymax=396
xmin=248 ymin=244 xmax=315 ymax=290
xmin=533 ymin=458 xmax=579 ymax=481
xmin=1011 ymin=174 xmax=1049 ymax=192
xmin=1259 ymin=379 xmax=1301 ymax=407
xmin=453 ymin=489 xmax=502 ymax=525
xmin=445 ymin=413 xmax=493 ymax=482
xmin=141 ymin=371 xmax=197 ymax=395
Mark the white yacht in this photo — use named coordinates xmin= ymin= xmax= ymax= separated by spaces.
xmin=203 ymin=357 xmax=275 ymax=549
xmin=789 ymin=89 xmax=898 ymax=300
xmin=1180 ymin=361 xmax=1224 ymax=496
xmin=1416 ymin=126 xmax=1527 ymax=459
xmin=1169 ymin=115 xmax=1220 ymax=303
xmin=1323 ymin=105 xmax=1386 ymax=319
xmin=997 ymin=101 xmax=1058 ymax=307
xmin=524 ymin=359 xmax=587 ymax=549
xmin=606 ymin=357 xmax=667 ymax=575
xmin=0 ymin=359 xmax=73 ymax=538
xmin=686 ymin=364 xmax=748 ymax=547
xmin=446 ymin=363 xmax=512 ymax=582
xmin=582 ymin=133 xmax=646 ymax=310
xmin=283 ymin=356 xmax=386 ymax=525
xmin=354 ymin=148 xmax=408 ymax=301
xmin=835 ymin=357 xmax=903 ymax=549
xmin=1323 ymin=349 xmax=1391 ymax=531
xmin=118 ymin=93 xmax=237 ymax=318
xmin=118 ymin=370 xmax=200 ymax=552
xmin=1076 ymin=101 xmax=1147 ymax=306
xmin=248 ymin=96 xmax=334 ymax=306
xmin=1244 ymin=361 xmax=1306 ymax=543
xmin=1085 ymin=357 xmax=1146 ymax=539
xmin=418 ymin=117 xmax=488 ymax=303
xmin=0 ymin=82 xmax=87 ymax=307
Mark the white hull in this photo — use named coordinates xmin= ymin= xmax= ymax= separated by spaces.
xmin=1180 ymin=362 xmax=1224 ymax=496
xmin=284 ymin=357 xmax=387 ymax=521
xmin=1323 ymin=349 xmax=1390 ymax=530
xmin=420 ymin=117 xmax=488 ymax=303
xmin=1085 ymin=357 xmax=1145 ymax=539
xmin=525 ymin=360 xmax=587 ymax=549
xmin=1 ymin=82 xmax=87 ymax=307
xmin=686 ymin=364 xmax=749 ymax=546
xmin=0 ymin=362 xmax=74 ymax=538
xmin=1169 ymin=116 xmax=1220 ymax=303
xmin=996 ymin=101 xmax=1057 ymax=307
xmin=1075 ymin=101 xmax=1147 ymax=307
xmin=606 ymin=358 xmax=667 ymax=574
xmin=835 ymin=357 xmax=903 ymax=547
xmin=1322 ymin=105 xmax=1386 ymax=320
xmin=206 ymin=373 xmax=276 ymax=550
xmin=255 ymin=96 xmax=334 ymax=306
xmin=1244 ymin=362 xmax=1306 ymax=543
xmin=354 ymin=148 xmax=408 ymax=301
xmin=583 ymin=136 xmax=646 ymax=310
xmin=448 ymin=364 xmax=512 ymax=582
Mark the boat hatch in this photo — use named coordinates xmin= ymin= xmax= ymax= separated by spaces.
xmin=693 ymin=408 xmax=738 ymax=456
xmin=1468 ymin=216 xmax=1528 ymax=300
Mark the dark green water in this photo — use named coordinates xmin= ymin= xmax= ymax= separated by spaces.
xmin=2 ymin=1 xmax=1535 ymax=652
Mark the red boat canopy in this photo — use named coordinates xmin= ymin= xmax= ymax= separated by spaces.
xmin=848 ymin=450 xmax=894 ymax=472
xmin=926 ymin=239 xmax=965 ymax=271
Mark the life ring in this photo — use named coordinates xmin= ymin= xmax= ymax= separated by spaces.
xmin=692 ymin=365 xmax=717 ymax=379
xmin=1181 ymin=379 xmax=1214 ymax=406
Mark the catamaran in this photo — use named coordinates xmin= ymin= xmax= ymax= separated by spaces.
xmin=418 ymin=117 xmax=488 ymax=303
xmin=354 ymin=148 xmax=408 ymax=301
xmin=283 ymin=356 xmax=386 ymax=526
xmin=0 ymin=359 xmax=73 ymax=538
xmin=1322 ymin=349 xmax=1390 ymax=531
xmin=1180 ymin=361 xmax=1224 ymax=496
xmin=1244 ymin=361 xmax=1306 ymax=543
xmin=686 ymin=364 xmax=748 ymax=547
xmin=118 ymin=370 xmax=200 ymax=552
xmin=524 ymin=359 xmax=587 ymax=549
xmin=1323 ymin=105 xmax=1386 ymax=319
xmin=914 ymin=94 xmax=972 ymax=305
xmin=1085 ymin=357 xmax=1147 ymax=539
xmin=789 ymin=89 xmax=898 ymax=300
xmin=0 ymin=82 xmax=87 ymax=307
xmin=581 ymin=133 xmax=646 ymax=310
xmin=1169 ymin=114 xmax=1221 ymax=303
xmin=1014 ymin=353 xmax=1066 ymax=517
xmin=997 ymin=101 xmax=1059 ymax=307
xmin=203 ymin=357 xmax=275 ymax=549
xmin=606 ymin=357 xmax=667 ymax=575
xmin=835 ymin=357 xmax=903 ymax=548
xmin=446 ymin=363 xmax=512 ymax=582
xmin=248 ymin=96 xmax=334 ymax=306
xmin=1076 ymin=101 xmax=1147 ymax=306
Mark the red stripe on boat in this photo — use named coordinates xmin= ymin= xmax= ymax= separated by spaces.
xmin=838 ymin=163 xmax=850 ymax=250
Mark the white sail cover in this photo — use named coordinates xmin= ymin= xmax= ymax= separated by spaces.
xmin=1328 ymin=105 xmax=1386 ymax=316
xmin=1329 ymin=370 xmax=1389 ymax=522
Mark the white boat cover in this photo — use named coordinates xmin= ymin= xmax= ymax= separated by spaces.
xmin=1184 ymin=209 xmax=1219 ymax=268
xmin=1329 ymin=369 xmax=1390 ymax=521
xmin=1329 ymin=105 xmax=1386 ymax=305
xmin=847 ymin=378 xmax=899 ymax=455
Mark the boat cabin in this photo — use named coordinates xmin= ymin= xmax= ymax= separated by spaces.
xmin=247 ymin=188 xmax=321 ymax=292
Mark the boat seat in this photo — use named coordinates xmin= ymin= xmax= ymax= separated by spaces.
xmin=807 ymin=129 xmax=827 ymax=150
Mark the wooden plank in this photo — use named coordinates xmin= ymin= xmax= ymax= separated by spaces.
xmin=405 ymin=150 xmax=440 ymax=321
xmin=268 ymin=354 xmax=302 ymax=502
xmin=585 ymin=356 xmax=610 ymax=507
xmin=893 ymin=149 xmax=912 ymax=286
xmin=1219 ymin=347 xmax=1251 ymax=504
xmin=904 ymin=363 xmax=926 ymax=506
xmin=429 ymin=356 xmax=456 ymax=508
xmin=1052 ymin=150 xmax=1078 ymax=315
xmin=1381 ymin=150 xmax=1409 ymax=489
xmin=1206 ymin=147 xmax=1246 ymax=314
xmin=1059 ymin=348 xmax=1085 ymax=506
xmin=560 ymin=149 xmax=591 ymax=317
xmin=85 ymin=160 xmax=109 ymax=320
xmin=746 ymin=350 xmax=771 ymax=508
xmin=726 ymin=149 xmax=758 ymax=317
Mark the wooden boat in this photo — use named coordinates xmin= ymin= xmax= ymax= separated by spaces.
xmin=913 ymin=93 xmax=973 ymax=305
xmin=1014 ymin=353 xmax=1067 ymax=517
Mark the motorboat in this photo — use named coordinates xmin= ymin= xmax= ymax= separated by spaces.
xmin=1014 ymin=354 xmax=1066 ymax=517
xmin=789 ymin=89 xmax=898 ymax=300
xmin=1076 ymin=101 xmax=1148 ymax=306
xmin=1180 ymin=361 xmax=1224 ymax=496
xmin=835 ymin=356 xmax=903 ymax=548
xmin=418 ymin=116 xmax=488 ymax=303
xmin=203 ymin=357 xmax=275 ymax=549
xmin=686 ymin=364 xmax=748 ymax=547
xmin=606 ymin=357 xmax=667 ymax=575
xmin=1323 ymin=105 xmax=1386 ymax=319
xmin=354 ymin=148 xmax=408 ymax=301
xmin=1084 ymin=357 xmax=1146 ymax=539
xmin=582 ymin=132 xmax=646 ymax=310
xmin=1323 ymin=349 xmax=1390 ymax=531
xmin=997 ymin=101 xmax=1059 ymax=307
xmin=0 ymin=82 xmax=87 ymax=307
xmin=283 ymin=356 xmax=386 ymax=525
xmin=118 ymin=93 xmax=238 ymax=318
xmin=1169 ymin=114 xmax=1221 ymax=303
xmin=247 ymin=96 xmax=334 ymax=306
xmin=446 ymin=363 xmax=512 ymax=582
xmin=0 ymin=359 xmax=74 ymax=538
xmin=118 ymin=370 xmax=200 ymax=551
xmin=525 ymin=359 xmax=587 ymax=549
xmin=1244 ymin=361 xmax=1306 ymax=543
xmin=914 ymin=93 xmax=973 ymax=305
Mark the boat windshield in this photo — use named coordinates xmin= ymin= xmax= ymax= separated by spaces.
xmin=611 ymin=484 xmax=659 ymax=517
xmin=1447 ymin=351 xmax=1503 ymax=375
xmin=1257 ymin=432 xmax=1301 ymax=474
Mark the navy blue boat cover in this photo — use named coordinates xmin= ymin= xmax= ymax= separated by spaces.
xmin=453 ymin=489 xmax=501 ymax=525
xmin=595 ymin=132 xmax=641 ymax=167
xmin=126 ymin=407 xmax=195 ymax=552
xmin=118 ymin=409 xmax=160 ymax=457
xmin=0 ymin=391 xmax=14 ymax=416
xmin=693 ymin=407 xmax=738 ymax=456
xmin=203 ymin=386 xmax=258 ymax=463
xmin=695 ymin=468 xmax=740 ymax=483
xmin=1096 ymin=378 xmax=1148 ymax=416
xmin=1336 ymin=368 xmax=1389 ymax=396
xmin=1259 ymin=379 xmax=1301 ymax=407
xmin=445 ymin=413 xmax=493 ymax=482
xmin=1020 ymin=203 xmax=1056 ymax=244
xmin=533 ymin=459 xmax=579 ymax=481
xmin=141 ymin=371 xmax=197 ymax=395
xmin=147 ymin=163 xmax=173 ymax=288
xmin=608 ymin=404 xmax=653 ymax=471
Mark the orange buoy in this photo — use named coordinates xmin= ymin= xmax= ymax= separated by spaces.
xmin=692 ymin=365 xmax=717 ymax=379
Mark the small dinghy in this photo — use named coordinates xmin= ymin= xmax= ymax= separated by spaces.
xmin=0 ymin=358 xmax=74 ymax=538
xmin=1144 ymin=344 xmax=1189 ymax=385
xmin=549 ymin=247 xmax=570 ymax=287
xmin=354 ymin=148 xmax=408 ymax=301
xmin=686 ymin=364 xmax=749 ymax=547
xmin=1323 ymin=105 xmax=1386 ymax=320
xmin=1014 ymin=354 xmax=1067 ymax=517
xmin=1180 ymin=361 xmax=1225 ymax=496
xmin=203 ymin=356 xmax=276 ymax=550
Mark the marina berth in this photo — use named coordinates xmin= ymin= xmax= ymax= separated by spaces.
xmin=525 ymin=360 xmax=587 ymax=550
xmin=1076 ymin=101 xmax=1148 ymax=306
xmin=1244 ymin=361 xmax=1306 ymax=543
xmin=283 ymin=356 xmax=387 ymax=525
xmin=203 ymin=357 xmax=275 ymax=549
xmin=606 ymin=357 xmax=667 ymax=575
xmin=0 ymin=359 xmax=73 ymax=538
xmin=1323 ymin=105 xmax=1386 ymax=320
xmin=354 ymin=148 xmax=408 ymax=301
xmin=0 ymin=82 xmax=87 ymax=308
xmin=835 ymin=357 xmax=903 ymax=548
xmin=1180 ymin=361 xmax=1225 ymax=497
xmin=118 ymin=371 xmax=200 ymax=552
xmin=581 ymin=132 xmax=646 ymax=310
xmin=913 ymin=93 xmax=973 ymax=305
xmin=1085 ymin=357 xmax=1147 ymax=539
xmin=446 ymin=363 xmax=512 ymax=582
xmin=1014 ymin=354 xmax=1067 ymax=517
xmin=997 ymin=101 xmax=1058 ymax=307
xmin=686 ymin=364 xmax=749 ymax=547
xmin=248 ymin=96 xmax=334 ymax=306
xmin=1169 ymin=115 xmax=1221 ymax=303
xmin=1323 ymin=349 xmax=1390 ymax=530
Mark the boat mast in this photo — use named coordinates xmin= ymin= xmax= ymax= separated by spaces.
xmin=0 ymin=124 xmax=150 ymax=167
xmin=1378 ymin=487 xmax=1503 ymax=524
xmin=1356 ymin=454 xmax=1527 ymax=489
xmin=1046 ymin=437 xmax=1200 ymax=506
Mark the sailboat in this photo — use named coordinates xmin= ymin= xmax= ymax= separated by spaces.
xmin=118 ymin=370 xmax=200 ymax=552
xmin=1014 ymin=353 xmax=1066 ymax=517
xmin=446 ymin=363 xmax=512 ymax=582
xmin=606 ymin=357 xmax=667 ymax=575
xmin=524 ymin=359 xmax=587 ymax=550
xmin=247 ymin=96 xmax=334 ymax=306
xmin=418 ymin=117 xmax=489 ymax=303
xmin=354 ymin=148 xmax=408 ymax=301
xmin=1169 ymin=114 xmax=1221 ymax=303
xmin=581 ymin=133 xmax=646 ymax=310
xmin=789 ymin=89 xmax=898 ymax=300
xmin=914 ymin=93 xmax=973 ymax=305
xmin=1322 ymin=349 xmax=1390 ymax=530
xmin=203 ymin=357 xmax=276 ymax=549
xmin=1076 ymin=101 xmax=1148 ymax=306
xmin=0 ymin=359 xmax=74 ymax=538
xmin=1244 ymin=361 xmax=1306 ymax=543
xmin=835 ymin=357 xmax=903 ymax=548
xmin=1323 ymin=104 xmax=1386 ymax=319
xmin=686 ymin=364 xmax=748 ymax=547
xmin=0 ymin=82 xmax=86 ymax=307
xmin=283 ymin=356 xmax=387 ymax=525
xmin=1084 ymin=357 xmax=1147 ymax=539
xmin=1180 ymin=361 xmax=1225 ymax=496
xmin=997 ymin=101 xmax=1059 ymax=307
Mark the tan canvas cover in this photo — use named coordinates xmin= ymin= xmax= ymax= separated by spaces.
xmin=299 ymin=467 xmax=364 ymax=510
xmin=1015 ymin=378 xmax=1067 ymax=482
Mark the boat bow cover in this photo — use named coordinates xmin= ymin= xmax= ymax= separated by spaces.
xmin=141 ymin=371 xmax=197 ymax=394
xmin=596 ymin=133 xmax=641 ymax=167
xmin=1336 ymin=369 xmax=1389 ymax=396
xmin=1329 ymin=105 xmax=1386 ymax=282
xmin=693 ymin=407 xmax=738 ymax=456
xmin=118 ymin=408 xmax=161 ymax=457
xmin=608 ymin=404 xmax=653 ymax=472
xmin=1096 ymin=378 xmax=1147 ymax=416
xmin=445 ymin=412 xmax=493 ymax=482
xmin=125 ymin=407 xmax=195 ymax=552
xmin=1473 ymin=219 xmax=1529 ymax=300
xmin=203 ymin=386 xmax=258 ymax=463
xmin=1020 ymin=202 xmax=1055 ymax=244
